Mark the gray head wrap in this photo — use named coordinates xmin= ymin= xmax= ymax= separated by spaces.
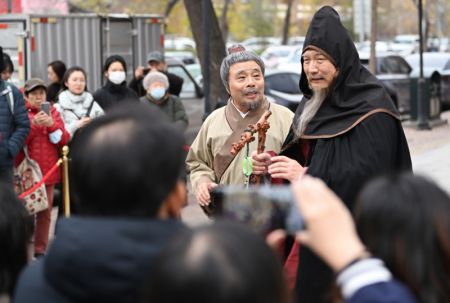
xmin=220 ymin=44 xmax=265 ymax=93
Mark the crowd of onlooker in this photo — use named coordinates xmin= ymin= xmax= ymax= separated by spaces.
xmin=1 ymin=25 xmax=450 ymax=303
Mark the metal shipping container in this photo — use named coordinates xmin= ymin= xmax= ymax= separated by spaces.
xmin=0 ymin=13 xmax=164 ymax=91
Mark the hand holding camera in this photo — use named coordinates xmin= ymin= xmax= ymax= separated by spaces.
xmin=292 ymin=176 xmax=366 ymax=272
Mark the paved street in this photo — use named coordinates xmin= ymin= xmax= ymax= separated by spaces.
xmin=405 ymin=110 xmax=450 ymax=194
xmin=181 ymin=110 xmax=450 ymax=226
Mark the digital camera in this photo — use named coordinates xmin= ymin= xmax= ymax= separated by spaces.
xmin=210 ymin=185 xmax=304 ymax=235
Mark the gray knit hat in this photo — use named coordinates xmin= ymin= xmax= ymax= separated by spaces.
xmin=220 ymin=44 xmax=265 ymax=93
xmin=143 ymin=71 xmax=169 ymax=91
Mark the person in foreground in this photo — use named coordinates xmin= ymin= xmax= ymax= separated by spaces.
xmin=292 ymin=175 xmax=418 ymax=303
xmin=14 ymin=103 xmax=188 ymax=303
xmin=142 ymin=221 xmax=290 ymax=303
xmin=355 ymin=173 xmax=450 ymax=303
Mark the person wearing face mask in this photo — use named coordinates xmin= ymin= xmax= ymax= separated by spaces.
xmin=93 ymin=55 xmax=139 ymax=113
xmin=140 ymin=71 xmax=188 ymax=132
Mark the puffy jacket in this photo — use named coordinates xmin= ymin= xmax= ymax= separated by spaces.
xmin=0 ymin=80 xmax=30 ymax=169
xmin=15 ymin=102 xmax=70 ymax=185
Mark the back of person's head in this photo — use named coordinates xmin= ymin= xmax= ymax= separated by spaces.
xmin=355 ymin=173 xmax=450 ymax=303
xmin=69 ymin=102 xmax=185 ymax=217
xmin=143 ymin=221 xmax=289 ymax=303
xmin=48 ymin=60 xmax=67 ymax=83
xmin=2 ymin=53 xmax=13 ymax=73
xmin=0 ymin=183 xmax=33 ymax=296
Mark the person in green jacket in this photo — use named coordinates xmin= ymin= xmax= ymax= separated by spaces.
xmin=140 ymin=71 xmax=188 ymax=132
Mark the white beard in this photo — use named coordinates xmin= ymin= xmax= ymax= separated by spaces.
xmin=294 ymin=88 xmax=328 ymax=137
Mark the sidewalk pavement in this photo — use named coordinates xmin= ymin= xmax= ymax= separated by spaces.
xmin=404 ymin=110 xmax=450 ymax=194
xmin=181 ymin=110 xmax=450 ymax=226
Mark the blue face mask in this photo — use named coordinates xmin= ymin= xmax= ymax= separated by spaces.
xmin=150 ymin=87 xmax=166 ymax=100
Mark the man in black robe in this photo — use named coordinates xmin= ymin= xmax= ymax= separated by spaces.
xmin=252 ymin=6 xmax=412 ymax=303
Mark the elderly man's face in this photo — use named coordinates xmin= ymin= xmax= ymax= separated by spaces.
xmin=303 ymin=49 xmax=337 ymax=90
xmin=229 ymin=61 xmax=264 ymax=113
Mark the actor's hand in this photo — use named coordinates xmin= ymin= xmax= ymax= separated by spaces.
xmin=268 ymin=156 xmax=306 ymax=182
xmin=196 ymin=182 xmax=218 ymax=207
xmin=251 ymin=151 xmax=272 ymax=175
xmin=291 ymin=176 xmax=366 ymax=272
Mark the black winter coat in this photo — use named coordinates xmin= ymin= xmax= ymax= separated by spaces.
xmin=14 ymin=217 xmax=186 ymax=303
xmin=93 ymin=80 xmax=139 ymax=112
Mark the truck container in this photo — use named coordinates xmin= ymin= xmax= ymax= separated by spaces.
xmin=0 ymin=13 xmax=164 ymax=91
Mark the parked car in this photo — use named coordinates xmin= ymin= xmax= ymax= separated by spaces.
xmin=287 ymin=36 xmax=305 ymax=47
xmin=276 ymin=47 xmax=302 ymax=73
xmin=164 ymin=36 xmax=196 ymax=51
xmin=166 ymin=58 xmax=204 ymax=144
xmin=264 ymin=69 xmax=302 ymax=112
xmin=405 ymin=52 xmax=450 ymax=110
xmin=241 ymin=37 xmax=281 ymax=53
xmin=359 ymin=53 xmax=412 ymax=115
xmin=261 ymin=45 xmax=297 ymax=68
xmin=165 ymin=51 xmax=197 ymax=65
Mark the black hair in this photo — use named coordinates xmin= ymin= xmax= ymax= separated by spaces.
xmin=103 ymin=55 xmax=127 ymax=74
xmin=48 ymin=60 xmax=67 ymax=83
xmin=0 ymin=182 xmax=34 ymax=296
xmin=0 ymin=46 xmax=4 ymax=72
xmin=2 ymin=53 xmax=14 ymax=74
xmin=61 ymin=66 xmax=88 ymax=92
xmin=142 ymin=221 xmax=289 ymax=303
xmin=355 ymin=173 xmax=450 ymax=303
xmin=69 ymin=102 xmax=185 ymax=217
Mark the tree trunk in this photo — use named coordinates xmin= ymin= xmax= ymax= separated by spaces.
xmin=184 ymin=0 xmax=229 ymax=109
xmin=164 ymin=0 xmax=180 ymax=17
xmin=282 ymin=0 xmax=294 ymax=45
xmin=369 ymin=0 xmax=377 ymax=74
xmin=219 ymin=0 xmax=232 ymax=43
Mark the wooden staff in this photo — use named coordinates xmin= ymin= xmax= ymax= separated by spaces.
xmin=230 ymin=110 xmax=272 ymax=184
xmin=62 ymin=145 xmax=71 ymax=217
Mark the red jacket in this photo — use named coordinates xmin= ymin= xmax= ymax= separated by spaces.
xmin=16 ymin=102 xmax=70 ymax=185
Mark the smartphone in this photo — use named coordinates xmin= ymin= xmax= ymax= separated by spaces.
xmin=210 ymin=185 xmax=304 ymax=235
xmin=41 ymin=101 xmax=51 ymax=115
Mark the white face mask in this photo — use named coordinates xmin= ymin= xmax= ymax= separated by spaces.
xmin=108 ymin=71 xmax=126 ymax=85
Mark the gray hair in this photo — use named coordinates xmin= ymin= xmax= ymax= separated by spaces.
xmin=220 ymin=44 xmax=265 ymax=93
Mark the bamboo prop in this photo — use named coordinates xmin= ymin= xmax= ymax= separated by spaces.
xmin=230 ymin=110 xmax=272 ymax=185
xmin=62 ymin=146 xmax=71 ymax=217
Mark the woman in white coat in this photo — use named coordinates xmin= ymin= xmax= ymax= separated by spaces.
xmin=55 ymin=66 xmax=104 ymax=137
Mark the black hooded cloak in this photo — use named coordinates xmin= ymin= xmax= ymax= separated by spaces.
xmin=280 ymin=6 xmax=412 ymax=303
